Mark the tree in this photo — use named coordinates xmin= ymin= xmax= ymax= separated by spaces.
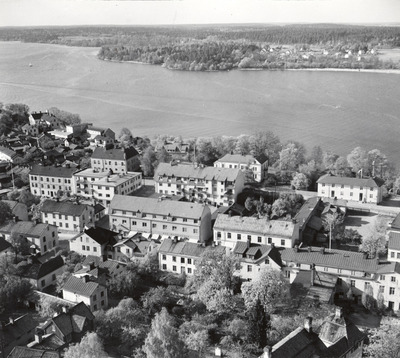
xmin=291 ymin=172 xmax=309 ymax=190
xmin=185 ymin=330 xmax=209 ymax=358
xmin=235 ymin=134 xmax=252 ymax=156
xmin=108 ymin=266 xmax=140 ymax=298
xmin=64 ymin=332 xmax=108 ymax=358
xmin=140 ymin=146 xmax=157 ymax=177
xmin=156 ymin=147 xmax=171 ymax=164
xmin=270 ymin=193 xmax=304 ymax=219
xmin=119 ymin=127 xmax=134 ymax=148
xmin=0 ymin=201 xmax=13 ymax=225
xmin=322 ymin=211 xmax=344 ymax=250
xmin=361 ymin=285 xmax=374 ymax=311
xmin=246 ymin=298 xmax=271 ymax=349
xmin=18 ymin=189 xmax=40 ymax=207
xmin=278 ymin=141 xmax=306 ymax=172
xmin=0 ymin=276 xmax=34 ymax=313
xmin=367 ymin=149 xmax=387 ymax=176
xmin=241 ymin=267 xmax=288 ymax=314
xmin=196 ymin=280 xmax=235 ymax=315
xmin=196 ymin=137 xmax=219 ymax=165
xmin=309 ymin=145 xmax=323 ymax=165
xmin=56 ymin=271 xmax=72 ymax=293
xmin=141 ymin=287 xmax=175 ymax=315
xmin=48 ymin=107 xmax=81 ymax=125
xmin=364 ymin=323 xmax=400 ymax=358
xmin=335 ymin=228 xmax=362 ymax=246
xmin=347 ymin=146 xmax=368 ymax=173
xmin=298 ymin=160 xmax=320 ymax=190
xmin=359 ymin=233 xmax=386 ymax=259
xmin=143 ymin=308 xmax=186 ymax=358
xmin=322 ymin=151 xmax=339 ymax=171
xmin=250 ymin=131 xmax=281 ymax=163
xmin=9 ymin=232 xmax=31 ymax=260
xmin=37 ymin=295 xmax=65 ymax=317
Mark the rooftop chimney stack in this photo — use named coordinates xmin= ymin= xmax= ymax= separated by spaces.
xmin=335 ymin=307 xmax=343 ymax=319
xmin=262 ymin=346 xmax=272 ymax=358
xmin=304 ymin=317 xmax=313 ymax=333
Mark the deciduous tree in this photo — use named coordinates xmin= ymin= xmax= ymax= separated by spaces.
xmin=0 ymin=201 xmax=13 ymax=225
xmin=364 ymin=322 xmax=400 ymax=358
xmin=291 ymin=172 xmax=309 ymax=190
xmin=64 ymin=332 xmax=108 ymax=358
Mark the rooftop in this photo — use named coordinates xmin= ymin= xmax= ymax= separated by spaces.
xmin=73 ymin=167 xmax=109 ymax=179
xmin=388 ymin=231 xmax=400 ymax=250
xmin=317 ymin=173 xmax=384 ymax=188
xmin=0 ymin=145 xmax=18 ymax=159
xmin=62 ymin=275 xmax=100 ymax=297
xmin=41 ymin=200 xmax=90 ymax=216
xmin=29 ymin=164 xmax=77 ymax=178
xmin=91 ymin=146 xmax=139 ymax=161
xmin=390 ymin=212 xmax=400 ymax=230
xmin=94 ymin=171 xmax=141 ymax=187
xmin=159 ymin=239 xmax=227 ymax=257
xmin=82 ymin=227 xmax=119 ymax=245
xmin=7 ymin=347 xmax=59 ymax=358
xmin=16 ymin=255 xmax=64 ymax=280
xmin=0 ymin=220 xmax=56 ymax=238
xmin=215 ymin=153 xmax=268 ymax=165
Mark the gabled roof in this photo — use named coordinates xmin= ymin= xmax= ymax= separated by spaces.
xmin=233 ymin=242 xmax=283 ymax=267
xmin=376 ymin=261 xmax=400 ymax=275
xmin=41 ymin=200 xmax=89 ymax=216
xmin=29 ymin=164 xmax=77 ymax=178
xmin=216 ymin=153 xmax=268 ymax=165
xmin=155 ymin=162 xmax=242 ymax=182
xmin=317 ymin=173 xmax=384 ymax=188
xmin=390 ymin=213 xmax=400 ymax=230
xmin=388 ymin=231 xmax=400 ymax=250
xmin=2 ymin=314 xmax=36 ymax=345
xmin=16 ymin=255 xmax=64 ymax=280
xmin=110 ymin=195 xmax=209 ymax=220
xmin=83 ymin=227 xmax=119 ymax=245
xmin=0 ymin=236 xmax=11 ymax=252
xmin=91 ymin=146 xmax=138 ymax=161
xmin=7 ymin=347 xmax=59 ymax=358
xmin=159 ymin=239 xmax=227 ymax=258
xmin=0 ymin=145 xmax=18 ymax=158
xmin=0 ymin=221 xmax=56 ymax=238
xmin=62 ymin=276 xmax=100 ymax=297
xmin=94 ymin=203 xmax=105 ymax=214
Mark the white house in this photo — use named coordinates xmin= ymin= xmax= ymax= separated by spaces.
xmin=91 ymin=146 xmax=140 ymax=173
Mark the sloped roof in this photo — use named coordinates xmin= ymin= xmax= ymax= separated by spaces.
xmin=41 ymin=200 xmax=89 ymax=216
xmin=155 ymin=162 xmax=242 ymax=182
xmin=233 ymin=242 xmax=283 ymax=267
xmin=94 ymin=203 xmax=105 ymax=214
xmin=110 ymin=195 xmax=209 ymax=220
xmin=317 ymin=173 xmax=384 ymax=188
xmin=82 ymin=255 xmax=103 ymax=267
xmin=376 ymin=261 xmax=400 ymax=275
xmin=214 ymin=214 xmax=295 ymax=238
xmin=3 ymin=314 xmax=36 ymax=345
xmin=29 ymin=164 xmax=77 ymax=178
xmin=159 ymin=239 xmax=227 ymax=258
xmin=16 ymin=255 xmax=64 ymax=280
xmin=62 ymin=276 xmax=100 ymax=297
xmin=83 ymin=227 xmax=118 ymax=245
xmin=388 ymin=231 xmax=400 ymax=250
xmin=390 ymin=213 xmax=400 ymax=230
xmin=0 ymin=145 xmax=17 ymax=158
xmin=216 ymin=153 xmax=268 ymax=165
xmin=0 ymin=236 xmax=11 ymax=252
xmin=0 ymin=221 xmax=56 ymax=238
xmin=92 ymin=146 xmax=138 ymax=160
xmin=281 ymin=247 xmax=380 ymax=273
xmin=7 ymin=347 xmax=59 ymax=358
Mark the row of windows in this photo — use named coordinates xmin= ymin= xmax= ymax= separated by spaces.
xmin=161 ymin=264 xmax=193 ymax=274
xmin=390 ymin=252 xmax=400 ymax=259
xmin=31 ymin=176 xmax=71 ymax=184
xmin=82 ymin=245 xmax=98 ymax=252
xmin=321 ymin=183 xmax=374 ymax=191
xmin=92 ymin=159 xmax=125 ymax=165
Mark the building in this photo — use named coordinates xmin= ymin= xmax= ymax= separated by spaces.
xmin=87 ymin=126 xmax=115 ymax=141
xmin=0 ymin=220 xmax=58 ymax=255
xmin=7 ymin=347 xmax=60 ymax=358
xmin=111 ymin=234 xmax=158 ymax=263
xmin=0 ymin=236 xmax=12 ymax=255
xmin=154 ymin=162 xmax=245 ymax=206
xmin=214 ymin=153 xmax=268 ymax=182
xmin=41 ymin=200 xmax=95 ymax=232
xmin=29 ymin=165 xmax=76 ymax=197
xmin=21 ymin=123 xmax=40 ymax=137
xmin=15 ymin=255 xmax=65 ymax=290
xmin=91 ymin=171 xmax=142 ymax=207
xmin=158 ymin=238 xmax=227 ymax=275
xmin=1 ymin=200 xmax=29 ymax=221
xmin=91 ymin=146 xmax=140 ymax=173
xmin=62 ymin=275 xmax=108 ymax=312
xmin=0 ymin=315 xmax=37 ymax=357
xmin=213 ymin=214 xmax=296 ymax=249
xmin=388 ymin=232 xmax=400 ymax=263
xmin=74 ymin=259 xmax=126 ymax=286
xmin=0 ymin=146 xmax=18 ymax=163
xmin=317 ymin=174 xmax=384 ymax=204
xmin=70 ymin=227 xmax=119 ymax=258
xmin=72 ymin=168 xmax=108 ymax=199
xmin=261 ymin=308 xmax=365 ymax=358
xmin=232 ymin=242 xmax=283 ymax=280
xmin=93 ymin=135 xmax=115 ymax=148
xmin=109 ymin=195 xmax=212 ymax=244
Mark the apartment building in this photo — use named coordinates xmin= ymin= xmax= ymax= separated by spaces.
xmin=109 ymin=195 xmax=212 ymax=243
xmin=154 ymin=162 xmax=245 ymax=206
xmin=41 ymin=200 xmax=95 ymax=232
xmin=62 ymin=275 xmax=108 ymax=312
xmin=29 ymin=164 xmax=76 ymax=197
xmin=91 ymin=146 xmax=140 ymax=173
xmin=317 ymin=174 xmax=384 ymax=204
xmin=0 ymin=220 xmax=58 ymax=255
xmin=214 ymin=153 xmax=268 ymax=182
xmin=213 ymin=214 xmax=296 ymax=249
xmin=158 ymin=238 xmax=227 ymax=275
xmin=73 ymin=168 xmax=108 ymax=199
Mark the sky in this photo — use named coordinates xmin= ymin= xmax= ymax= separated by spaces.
xmin=0 ymin=0 xmax=399 ymax=27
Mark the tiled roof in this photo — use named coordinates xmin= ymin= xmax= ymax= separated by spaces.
xmin=233 ymin=242 xmax=283 ymax=267
xmin=62 ymin=276 xmax=100 ymax=297
xmin=214 ymin=214 xmax=295 ymax=238
xmin=216 ymin=153 xmax=268 ymax=165
xmin=317 ymin=173 xmax=384 ymax=188
xmin=29 ymin=164 xmax=77 ymax=178
xmin=41 ymin=200 xmax=89 ymax=216
xmin=0 ymin=145 xmax=17 ymax=158
xmin=281 ymin=247 xmax=380 ymax=273
xmin=82 ymin=255 xmax=103 ymax=267
xmin=388 ymin=231 xmax=400 ymax=250
xmin=155 ymin=162 xmax=242 ymax=182
xmin=110 ymin=195 xmax=209 ymax=220
xmin=7 ymin=347 xmax=59 ymax=358
xmin=0 ymin=236 xmax=11 ymax=252
xmin=3 ymin=314 xmax=36 ymax=345
xmin=376 ymin=261 xmax=400 ymax=275
xmin=390 ymin=213 xmax=400 ymax=230
xmin=16 ymin=255 xmax=64 ymax=280
xmin=92 ymin=146 xmax=138 ymax=160
xmin=83 ymin=227 xmax=118 ymax=245
xmin=159 ymin=239 xmax=227 ymax=258
xmin=0 ymin=221 xmax=56 ymax=238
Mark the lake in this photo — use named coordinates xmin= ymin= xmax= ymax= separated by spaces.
xmin=0 ymin=41 xmax=399 ymax=166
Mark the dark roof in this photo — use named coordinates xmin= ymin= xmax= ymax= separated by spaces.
xmin=388 ymin=231 xmax=400 ymax=250
xmin=91 ymin=146 xmax=138 ymax=161
xmin=2 ymin=314 xmax=36 ymax=346
xmin=390 ymin=213 xmax=400 ymax=230
xmin=16 ymin=255 xmax=64 ymax=280
xmin=41 ymin=200 xmax=89 ymax=216
xmin=82 ymin=255 xmax=103 ymax=268
xmin=7 ymin=347 xmax=59 ymax=358
xmin=29 ymin=164 xmax=77 ymax=178
xmin=159 ymin=239 xmax=227 ymax=258
xmin=84 ymin=227 xmax=118 ymax=245
xmin=317 ymin=173 xmax=384 ymax=188
xmin=0 ymin=236 xmax=11 ymax=252
xmin=232 ymin=242 xmax=283 ymax=267
xmin=62 ymin=276 xmax=100 ymax=297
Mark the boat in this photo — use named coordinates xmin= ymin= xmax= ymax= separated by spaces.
xmin=29 ymin=63 xmax=33 ymax=67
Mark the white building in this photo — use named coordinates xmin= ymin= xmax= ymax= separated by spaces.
xmin=214 ymin=153 xmax=268 ymax=182
xmin=73 ymin=168 xmax=108 ymax=199
xmin=91 ymin=146 xmax=140 ymax=174
xmin=109 ymin=195 xmax=212 ymax=244
xmin=317 ymin=174 xmax=384 ymax=204
xmin=0 ymin=146 xmax=18 ymax=163
xmin=154 ymin=162 xmax=245 ymax=206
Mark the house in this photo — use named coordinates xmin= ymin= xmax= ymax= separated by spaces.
xmin=0 ymin=220 xmax=58 ymax=255
xmin=74 ymin=259 xmax=126 ymax=286
xmin=15 ymin=255 xmax=65 ymax=290
xmin=91 ymin=146 xmax=140 ymax=173
xmin=94 ymin=203 xmax=106 ymax=221
xmin=29 ymin=164 xmax=76 ymax=197
xmin=317 ymin=174 xmax=384 ymax=204
xmin=154 ymin=162 xmax=246 ymax=206
xmin=111 ymin=234 xmax=158 ymax=263
xmin=213 ymin=214 xmax=296 ymax=249
xmin=70 ymin=226 xmax=119 ymax=258
xmin=62 ymin=275 xmax=108 ymax=312
xmin=109 ymin=195 xmax=212 ymax=244
xmin=30 ymin=302 xmax=94 ymax=351
xmin=87 ymin=126 xmax=115 ymax=141
xmin=232 ymin=242 xmax=283 ymax=280
xmin=93 ymin=135 xmax=115 ymax=148
xmin=0 ymin=146 xmax=18 ymax=163
xmin=0 ymin=315 xmax=37 ymax=357
xmin=22 ymin=123 xmax=40 ymax=137
xmin=261 ymin=307 xmax=365 ymax=358
xmin=157 ymin=141 xmax=190 ymax=157
xmin=7 ymin=347 xmax=60 ymax=358
xmin=0 ymin=200 xmax=29 ymax=221
xmin=41 ymin=200 xmax=95 ymax=232
xmin=388 ymin=231 xmax=400 ymax=263
xmin=214 ymin=153 xmax=268 ymax=182
xmin=158 ymin=238 xmax=228 ymax=275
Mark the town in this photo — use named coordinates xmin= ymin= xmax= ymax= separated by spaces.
xmin=0 ymin=103 xmax=399 ymax=358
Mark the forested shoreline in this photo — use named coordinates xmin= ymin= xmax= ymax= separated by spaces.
xmin=1 ymin=24 xmax=400 ymax=71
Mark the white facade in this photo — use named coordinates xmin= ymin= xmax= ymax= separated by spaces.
xmin=70 ymin=232 xmax=107 ymax=257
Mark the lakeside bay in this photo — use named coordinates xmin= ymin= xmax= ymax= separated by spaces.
xmin=1 ymin=41 xmax=400 ymax=166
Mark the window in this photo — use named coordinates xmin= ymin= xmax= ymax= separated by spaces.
xmin=162 ymin=264 xmax=167 ymax=270
xmin=247 ymin=235 xmax=251 ymax=241
xmin=364 ymin=282 xmax=370 ymax=290
xmin=296 ymin=263 xmax=301 ymax=268
xmin=350 ymin=280 xmax=355 ymax=287
xmin=247 ymin=265 xmax=252 ymax=272
xmin=172 ymin=256 xmax=176 ymax=262
xmin=86 ymin=246 xmax=90 ymax=251
xmin=101 ymin=300 xmax=105 ymax=306
xmin=268 ymin=237 xmax=272 ymax=244
xmin=237 ymin=234 xmax=241 ymax=240
xmin=391 ymin=276 xmax=396 ymax=282
xmin=227 ymin=233 xmax=231 ymax=239
xmin=162 ymin=255 xmax=166 ymax=260
xmin=82 ymin=245 xmax=85 ymax=250
xmin=52 ymin=274 xmax=56 ymax=280
xmin=193 ymin=229 xmax=198 ymax=233
xmin=182 ymin=227 xmax=187 ymax=232
xmin=341 ymin=184 xmax=344 ymax=188
xmin=41 ymin=279 xmax=45 ymax=287
xmin=257 ymin=236 xmax=262 ymax=243
xmin=217 ymin=232 xmax=222 ymax=238
xmin=181 ymin=258 xmax=185 ymax=263
xmin=172 ymin=226 xmax=177 ymax=231
xmin=187 ymin=258 xmax=192 ymax=264
xmin=281 ymin=239 xmax=285 ymax=246
xmin=93 ymin=294 xmax=97 ymax=301
xmin=183 ymin=218 xmax=187 ymax=222
xmin=370 ymin=194 xmax=373 ymax=198
xmin=188 ymin=267 xmax=192 ymax=274
xmin=93 ymin=247 xmax=97 ymax=252
xmin=163 ymin=225 xmax=167 ymax=229
xmin=379 ymin=285 xmax=384 ymax=293
xmin=350 ymin=192 xmax=353 ymax=197
xmin=142 ymin=222 xmax=147 ymax=227
xmin=152 ymin=223 xmax=157 ymax=228
xmin=390 ymin=287 xmax=395 ymax=295
xmin=380 ymin=275 xmax=385 ymax=280
xmin=194 ymin=219 xmax=198 ymax=224
xmin=172 ymin=265 xmax=177 ymax=272
xmin=94 ymin=305 xmax=97 ymax=311
xmin=101 ymin=291 xmax=104 ymax=297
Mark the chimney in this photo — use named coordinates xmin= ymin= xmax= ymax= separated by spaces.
xmin=62 ymin=306 xmax=69 ymax=314
xmin=304 ymin=317 xmax=313 ymax=333
xmin=271 ymin=243 xmax=275 ymax=248
xmin=228 ymin=210 xmax=232 ymax=217
xmin=82 ymin=275 xmax=89 ymax=283
xmin=294 ymin=245 xmax=299 ymax=252
xmin=246 ymin=238 xmax=250 ymax=249
xmin=35 ymin=328 xmax=43 ymax=343
xmin=89 ymin=261 xmax=95 ymax=270
xmin=320 ymin=247 xmax=325 ymax=255
xmin=9 ymin=317 xmax=14 ymax=325
xmin=376 ymin=257 xmax=380 ymax=265
xmin=13 ymin=215 xmax=18 ymax=223
xmin=363 ymin=252 xmax=368 ymax=259
xmin=335 ymin=307 xmax=343 ymax=319
xmin=308 ymin=246 xmax=312 ymax=253
xmin=262 ymin=346 xmax=272 ymax=358
xmin=311 ymin=264 xmax=315 ymax=286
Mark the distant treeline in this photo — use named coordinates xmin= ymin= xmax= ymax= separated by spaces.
xmin=1 ymin=25 xmax=400 ymax=71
